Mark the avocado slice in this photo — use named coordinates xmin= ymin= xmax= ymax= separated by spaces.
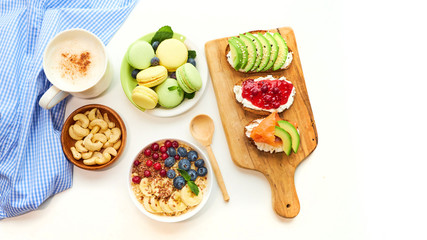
xmin=263 ymin=33 xmax=278 ymax=71
xmin=231 ymin=37 xmax=248 ymax=71
xmin=255 ymin=33 xmax=271 ymax=72
xmin=277 ymin=120 xmax=300 ymax=153
xmin=239 ymin=34 xmax=256 ymax=72
xmin=228 ymin=38 xmax=243 ymax=70
xmin=244 ymin=32 xmax=263 ymax=72
xmin=272 ymin=32 xmax=289 ymax=71
xmin=274 ymin=126 xmax=292 ymax=156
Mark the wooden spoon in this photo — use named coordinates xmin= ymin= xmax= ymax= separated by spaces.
xmin=190 ymin=114 xmax=230 ymax=202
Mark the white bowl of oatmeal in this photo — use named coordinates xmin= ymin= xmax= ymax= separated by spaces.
xmin=128 ymin=138 xmax=212 ymax=222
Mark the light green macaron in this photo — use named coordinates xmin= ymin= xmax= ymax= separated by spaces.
xmin=127 ymin=40 xmax=155 ymax=70
xmin=176 ymin=63 xmax=202 ymax=93
xmin=155 ymin=78 xmax=184 ymax=108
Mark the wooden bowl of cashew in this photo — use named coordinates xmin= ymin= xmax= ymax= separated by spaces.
xmin=61 ymin=104 xmax=127 ymax=170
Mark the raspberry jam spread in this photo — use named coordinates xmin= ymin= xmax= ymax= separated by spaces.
xmin=241 ymin=78 xmax=294 ymax=109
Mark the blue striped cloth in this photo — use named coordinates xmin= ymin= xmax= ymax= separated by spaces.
xmin=0 ymin=0 xmax=137 ymax=219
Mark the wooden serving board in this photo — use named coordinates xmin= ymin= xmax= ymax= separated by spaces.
xmin=204 ymin=27 xmax=318 ymax=218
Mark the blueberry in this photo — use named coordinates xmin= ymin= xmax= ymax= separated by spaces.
xmin=187 ymin=169 xmax=197 ymax=181
xmin=167 ymin=169 xmax=176 ymax=179
xmin=187 ymin=150 xmax=198 ymax=162
xmin=167 ymin=147 xmax=176 ymax=157
xmin=178 ymin=159 xmax=191 ymax=171
xmin=187 ymin=58 xmax=196 ymax=67
xmin=150 ymin=57 xmax=160 ymax=66
xmin=169 ymin=72 xmax=176 ymax=79
xmin=173 ymin=176 xmax=186 ymax=190
xmin=197 ymin=167 xmax=207 ymax=177
xmin=151 ymin=41 xmax=160 ymax=51
xmin=194 ymin=159 xmax=205 ymax=168
xmin=164 ymin=157 xmax=175 ymax=168
xmin=131 ymin=69 xmax=140 ymax=79
xmin=177 ymin=147 xmax=187 ymax=157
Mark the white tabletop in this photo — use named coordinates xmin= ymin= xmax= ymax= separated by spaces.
xmin=2 ymin=0 xmax=427 ymax=239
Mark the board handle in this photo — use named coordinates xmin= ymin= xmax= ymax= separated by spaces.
xmin=266 ymin=163 xmax=300 ymax=218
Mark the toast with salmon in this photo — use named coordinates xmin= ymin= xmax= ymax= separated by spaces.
xmin=245 ymin=112 xmax=300 ymax=155
xmin=226 ymin=30 xmax=293 ymax=73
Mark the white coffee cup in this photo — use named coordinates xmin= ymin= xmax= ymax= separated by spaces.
xmin=39 ymin=29 xmax=111 ymax=109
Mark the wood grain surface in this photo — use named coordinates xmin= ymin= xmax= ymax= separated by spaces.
xmin=204 ymin=27 xmax=318 ymax=218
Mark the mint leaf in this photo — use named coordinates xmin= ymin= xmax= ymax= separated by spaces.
xmin=178 ymin=86 xmax=184 ymax=96
xmin=177 ymin=169 xmax=200 ymax=195
xmin=168 ymin=86 xmax=178 ymax=91
xmin=184 ymin=92 xmax=195 ymax=99
xmin=151 ymin=26 xmax=173 ymax=44
xmin=187 ymin=181 xmax=199 ymax=196
xmin=188 ymin=50 xmax=197 ymax=59
xmin=178 ymin=169 xmax=191 ymax=182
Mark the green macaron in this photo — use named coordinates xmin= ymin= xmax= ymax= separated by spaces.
xmin=176 ymin=63 xmax=202 ymax=93
xmin=127 ymin=40 xmax=155 ymax=70
xmin=155 ymin=78 xmax=184 ymax=108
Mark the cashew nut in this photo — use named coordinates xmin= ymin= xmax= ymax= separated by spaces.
xmin=107 ymin=127 xmax=121 ymax=144
xmin=88 ymin=108 xmax=97 ymax=121
xmin=84 ymin=152 xmax=103 ymax=165
xmin=83 ymin=133 xmax=103 ymax=151
xmin=103 ymin=113 xmax=116 ymax=128
xmin=113 ymin=140 xmax=122 ymax=150
xmin=81 ymin=151 xmax=93 ymax=160
xmin=90 ymin=127 xmax=100 ymax=135
xmin=96 ymin=109 xmax=103 ymax=120
xmin=89 ymin=119 xmax=108 ymax=132
xmin=69 ymin=126 xmax=84 ymax=140
xmin=94 ymin=151 xmax=109 ymax=165
xmin=83 ymin=156 xmax=99 ymax=165
xmin=72 ymin=124 xmax=90 ymax=137
xmin=75 ymin=140 xmax=88 ymax=153
xmin=73 ymin=114 xmax=89 ymax=128
xmin=103 ymin=141 xmax=112 ymax=149
xmin=103 ymin=129 xmax=112 ymax=139
xmin=102 ymin=147 xmax=117 ymax=162
xmin=70 ymin=147 xmax=81 ymax=160
xmin=92 ymin=133 xmax=107 ymax=144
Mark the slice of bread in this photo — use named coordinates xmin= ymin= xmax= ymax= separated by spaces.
xmin=225 ymin=30 xmax=293 ymax=73
xmin=233 ymin=75 xmax=296 ymax=116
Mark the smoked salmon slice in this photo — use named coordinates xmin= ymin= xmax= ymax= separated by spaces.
xmin=250 ymin=112 xmax=282 ymax=146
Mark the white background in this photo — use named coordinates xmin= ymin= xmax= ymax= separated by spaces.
xmin=1 ymin=0 xmax=427 ymax=239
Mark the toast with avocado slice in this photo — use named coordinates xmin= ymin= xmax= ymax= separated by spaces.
xmin=244 ymin=112 xmax=300 ymax=154
xmin=226 ymin=30 xmax=293 ymax=73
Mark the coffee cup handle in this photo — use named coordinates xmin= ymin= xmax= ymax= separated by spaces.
xmin=39 ymin=85 xmax=70 ymax=109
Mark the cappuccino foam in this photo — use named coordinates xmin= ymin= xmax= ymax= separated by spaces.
xmin=44 ymin=37 xmax=105 ymax=92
